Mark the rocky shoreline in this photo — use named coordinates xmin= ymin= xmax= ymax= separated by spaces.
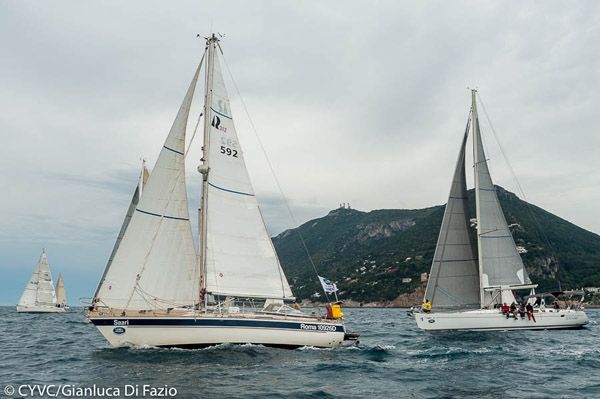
xmin=299 ymin=285 xmax=427 ymax=309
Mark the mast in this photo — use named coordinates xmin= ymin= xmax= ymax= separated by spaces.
xmin=197 ymin=34 xmax=218 ymax=307
xmin=471 ymin=89 xmax=485 ymax=307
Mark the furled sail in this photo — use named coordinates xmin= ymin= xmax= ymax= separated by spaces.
xmin=202 ymin=49 xmax=293 ymax=300
xmin=424 ymin=120 xmax=480 ymax=309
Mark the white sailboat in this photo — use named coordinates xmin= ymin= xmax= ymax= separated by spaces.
xmin=17 ymin=250 xmax=66 ymax=313
xmin=87 ymin=34 xmax=359 ymax=348
xmin=413 ymin=90 xmax=589 ymax=331
xmin=55 ymin=273 xmax=68 ymax=310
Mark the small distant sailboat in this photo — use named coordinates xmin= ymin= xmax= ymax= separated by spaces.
xmin=87 ymin=34 xmax=359 ymax=348
xmin=55 ymin=273 xmax=68 ymax=310
xmin=17 ymin=250 xmax=66 ymax=313
xmin=412 ymin=90 xmax=589 ymax=331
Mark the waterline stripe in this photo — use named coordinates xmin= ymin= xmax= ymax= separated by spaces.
xmin=136 ymin=208 xmax=190 ymax=221
xmin=208 ymin=182 xmax=254 ymax=197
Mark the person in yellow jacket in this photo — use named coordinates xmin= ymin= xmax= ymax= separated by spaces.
xmin=331 ymin=302 xmax=344 ymax=319
xmin=422 ymin=299 xmax=432 ymax=313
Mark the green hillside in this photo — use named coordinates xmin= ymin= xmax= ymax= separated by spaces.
xmin=273 ymin=186 xmax=600 ymax=304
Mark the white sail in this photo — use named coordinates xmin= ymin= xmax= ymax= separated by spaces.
xmin=18 ymin=250 xmax=57 ymax=307
xmin=424 ymin=120 xmax=480 ymax=309
xmin=202 ymin=50 xmax=294 ymax=300
xmin=93 ymin=161 xmax=150 ymax=299
xmin=94 ymin=64 xmax=202 ymax=310
xmin=55 ymin=273 xmax=67 ymax=307
xmin=471 ymin=91 xmax=529 ymax=294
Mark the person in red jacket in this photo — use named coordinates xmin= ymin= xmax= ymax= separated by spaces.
xmin=526 ymin=303 xmax=537 ymax=322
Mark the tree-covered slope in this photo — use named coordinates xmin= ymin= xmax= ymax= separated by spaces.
xmin=273 ymin=187 xmax=600 ymax=303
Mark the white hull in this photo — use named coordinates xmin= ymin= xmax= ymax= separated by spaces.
xmin=17 ymin=305 xmax=66 ymax=313
xmin=414 ymin=308 xmax=589 ymax=331
xmin=90 ymin=313 xmax=353 ymax=349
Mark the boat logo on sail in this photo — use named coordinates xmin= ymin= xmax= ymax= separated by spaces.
xmin=113 ymin=327 xmax=126 ymax=335
xmin=212 ymin=115 xmax=227 ymax=133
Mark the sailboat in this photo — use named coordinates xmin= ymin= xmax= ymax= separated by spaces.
xmin=17 ymin=250 xmax=66 ymax=313
xmin=413 ymin=90 xmax=589 ymax=331
xmin=87 ymin=34 xmax=359 ymax=348
xmin=55 ymin=273 xmax=68 ymax=310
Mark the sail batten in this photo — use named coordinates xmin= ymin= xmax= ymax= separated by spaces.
xmin=207 ymin=182 xmax=254 ymax=196
xmin=135 ymin=208 xmax=191 ymax=221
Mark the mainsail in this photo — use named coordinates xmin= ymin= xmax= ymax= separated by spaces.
xmin=201 ymin=46 xmax=294 ymax=300
xmin=471 ymin=91 xmax=530 ymax=294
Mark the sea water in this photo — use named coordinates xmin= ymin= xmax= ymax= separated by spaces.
xmin=0 ymin=306 xmax=598 ymax=398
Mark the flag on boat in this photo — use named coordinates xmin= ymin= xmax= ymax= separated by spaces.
xmin=318 ymin=276 xmax=338 ymax=293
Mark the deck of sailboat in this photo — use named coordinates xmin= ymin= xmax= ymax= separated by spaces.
xmin=87 ymin=308 xmax=344 ymax=324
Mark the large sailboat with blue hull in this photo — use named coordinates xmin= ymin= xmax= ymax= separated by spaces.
xmin=87 ymin=34 xmax=358 ymax=348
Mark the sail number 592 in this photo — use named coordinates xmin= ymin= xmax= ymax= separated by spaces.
xmin=220 ymin=137 xmax=238 ymax=158
xmin=220 ymin=146 xmax=238 ymax=157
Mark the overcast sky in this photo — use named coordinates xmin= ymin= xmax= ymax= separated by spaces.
xmin=1 ymin=0 xmax=599 ymax=305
